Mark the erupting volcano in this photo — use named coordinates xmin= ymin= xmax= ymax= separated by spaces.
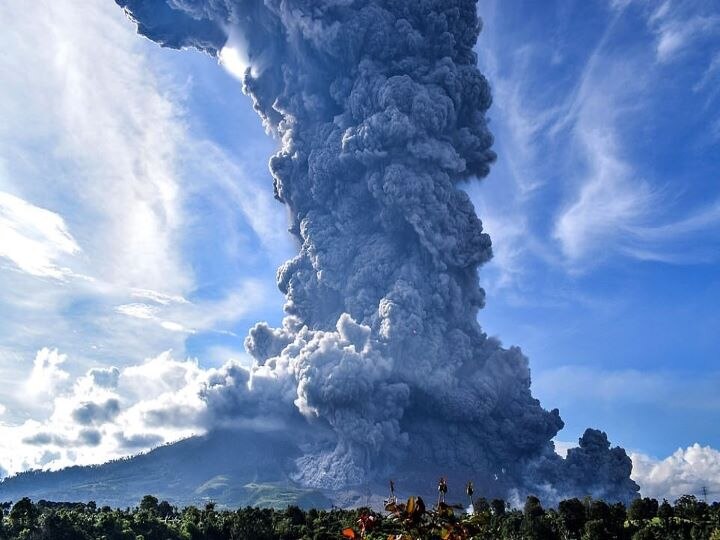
xmin=103 ymin=0 xmax=641 ymax=505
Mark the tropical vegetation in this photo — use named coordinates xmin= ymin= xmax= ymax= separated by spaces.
xmin=1 ymin=491 xmax=719 ymax=539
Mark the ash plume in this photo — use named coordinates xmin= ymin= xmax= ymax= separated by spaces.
xmin=116 ymin=0 xmax=639 ymax=503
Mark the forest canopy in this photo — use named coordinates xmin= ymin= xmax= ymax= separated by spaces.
xmin=0 ymin=491 xmax=719 ymax=540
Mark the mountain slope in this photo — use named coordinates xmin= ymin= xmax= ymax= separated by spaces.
xmin=0 ymin=430 xmax=331 ymax=509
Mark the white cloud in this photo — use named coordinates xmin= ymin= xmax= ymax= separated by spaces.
xmin=0 ymin=0 xmax=288 ymax=390
xmin=470 ymin=10 xmax=563 ymax=290
xmin=184 ymin=141 xmax=293 ymax=259
xmin=0 ymin=350 xmax=211 ymax=477
xmin=0 ymin=0 xmax=197 ymax=376
xmin=652 ymin=15 xmax=720 ymax=63
xmin=553 ymin=127 xmax=655 ymax=264
xmin=475 ymin=3 xmax=667 ymax=278
xmin=0 ymin=192 xmax=81 ymax=279
xmin=549 ymin=47 xmax=660 ymax=268
xmin=114 ymin=279 xmax=271 ymax=335
xmin=116 ymin=303 xmax=158 ymax=320
xmin=25 ymin=348 xmax=70 ymax=398
xmin=475 ymin=0 xmax=720 ymax=278
xmin=130 ymin=289 xmax=189 ymax=306
xmin=647 ymin=1 xmax=671 ymax=24
xmin=474 ymin=207 xmax=531 ymax=290
xmin=607 ymin=0 xmax=642 ymax=12
xmin=0 ymin=0 xmax=192 ymax=294
xmin=641 ymin=0 xmax=720 ymax=64
xmin=160 ymin=321 xmax=192 ymax=333
xmin=0 ymin=344 xmax=296 ymax=478
xmin=549 ymin=33 xmax=720 ymax=268
xmin=623 ymin=199 xmax=720 ymax=263
xmin=632 ymin=444 xmax=720 ymax=501
xmin=121 ymin=351 xmax=203 ymax=399
xmin=695 ymin=52 xmax=720 ymax=94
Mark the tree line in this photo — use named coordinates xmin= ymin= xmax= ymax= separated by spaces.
xmin=0 ymin=492 xmax=719 ymax=539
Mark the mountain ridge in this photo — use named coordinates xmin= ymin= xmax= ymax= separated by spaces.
xmin=0 ymin=429 xmax=331 ymax=509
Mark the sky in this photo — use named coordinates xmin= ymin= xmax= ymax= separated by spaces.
xmin=0 ymin=0 xmax=718 ymax=501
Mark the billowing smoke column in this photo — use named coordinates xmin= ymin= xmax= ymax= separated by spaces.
xmin=117 ymin=0 xmax=639 ymax=503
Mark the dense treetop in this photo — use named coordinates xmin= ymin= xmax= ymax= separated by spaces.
xmin=0 ymin=491 xmax=719 ymax=539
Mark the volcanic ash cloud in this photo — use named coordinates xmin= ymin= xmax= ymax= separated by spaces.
xmin=116 ymin=0 xmax=639 ymax=503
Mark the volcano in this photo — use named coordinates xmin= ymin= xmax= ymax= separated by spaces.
xmin=0 ymin=427 xmax=637 ymax=508
xmin=0 ymin=0 xmax=642 ymax=507
xmin=0 ymin=430 xmax=330 ymax=509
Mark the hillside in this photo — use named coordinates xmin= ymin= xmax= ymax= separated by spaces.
xmin=0 ymin=430 xmax=330 ymax=509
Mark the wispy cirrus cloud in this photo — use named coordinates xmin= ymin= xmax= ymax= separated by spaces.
xmin=474 ymin=0 xmax=720 ymax=281
xmin=695 ymin=52 xmax=720 ymax=94
xmin=0 ymin=0 xmax=194 ymax=373
xmin=0 ymin=0 xmax=285 ymax=378
xmin=551 ymin=85 xmax=657 ymax=266
xmin=0 ymin=0 xmax=192 ymax=293
xmin=646 ymin=1 xmax=720 ymax=63
xmin=115 ymin=279 xmax=272 ymax=336
xmin=546 ymin=12 xmax=666 ymax=269
xmin=0 ymin=192 xmax=82 ymax=280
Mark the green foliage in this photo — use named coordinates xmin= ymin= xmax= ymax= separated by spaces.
xmin=629 ymin=497 xmax=659 ymax=522
xmin=138 ymin=495 xmax=159 ymax=514
xmin=558 ymin=497 xmax=586 ymax=538
xmin=0 ymin=492 xmax=719 ymax=539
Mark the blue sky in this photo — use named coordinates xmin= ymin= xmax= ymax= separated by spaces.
xmin=0 ymin=0 xmax=718 ymax=499
xmin=472 ymin=0 xmax=720 ymax=460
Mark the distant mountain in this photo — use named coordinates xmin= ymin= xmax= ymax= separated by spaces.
xmin=0 ymin=430 xmax=331 ymax=509
xmin=0 ymin=428 xmax=638 ymax=510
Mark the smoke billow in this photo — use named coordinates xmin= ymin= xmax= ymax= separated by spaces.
xmin=116 ymin=0 xmax=639 ymax=503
